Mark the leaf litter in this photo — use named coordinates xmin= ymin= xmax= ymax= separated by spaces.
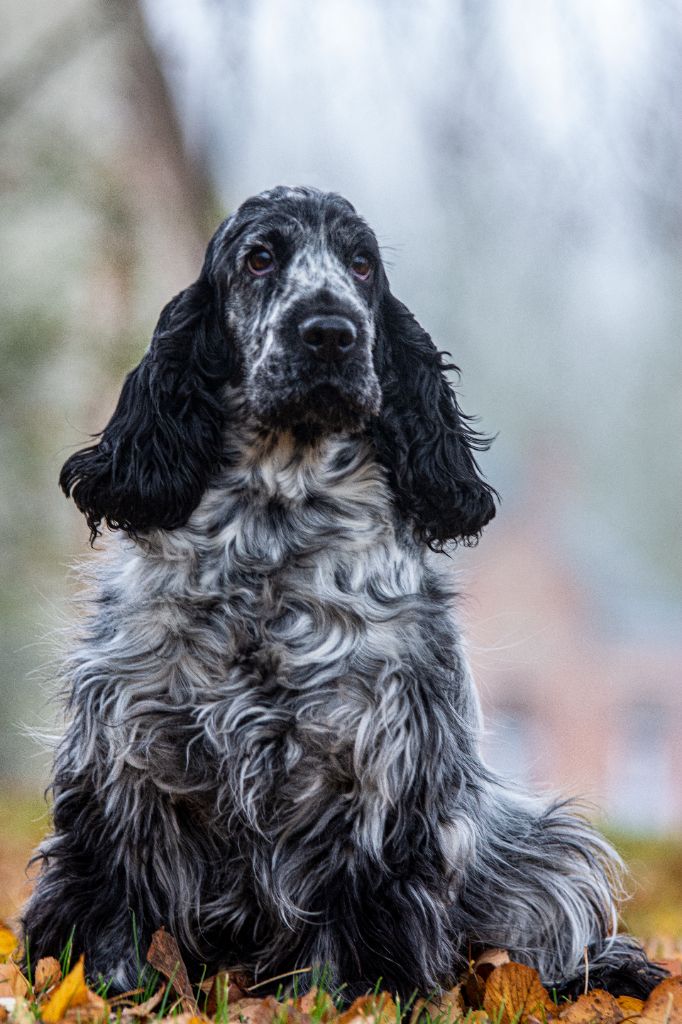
xmin=0 ymin=923 xmax=681 ymax=1024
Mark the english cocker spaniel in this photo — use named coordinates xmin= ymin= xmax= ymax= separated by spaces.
xmin=24 ymin=187 xmax=664 ymax=1000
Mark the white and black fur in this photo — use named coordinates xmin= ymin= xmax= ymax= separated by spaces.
xmin=24 ymin=187 xmax=664 ymax=1000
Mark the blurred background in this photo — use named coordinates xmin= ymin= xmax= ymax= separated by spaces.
xmin=1 ymin=0 xmax=680 ymax=940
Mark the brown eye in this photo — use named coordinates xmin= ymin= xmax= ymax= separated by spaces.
xmin=246 ymin=248 xmax=274 ymax=276
xmin=350 ymin=254 xmax=372 ymax=280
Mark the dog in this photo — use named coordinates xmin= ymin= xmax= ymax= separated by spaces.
xmin=23 ymin=186 xmax=664 ymax=1000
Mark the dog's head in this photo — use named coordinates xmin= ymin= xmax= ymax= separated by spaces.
xmin=214 ymin=186 xmax=382 ymax=431
xmin=61 ymin=186 xmax=496 ymax=546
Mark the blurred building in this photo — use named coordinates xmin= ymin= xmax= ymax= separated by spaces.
xmin=463 ymin=476 xmax=682 ymax=830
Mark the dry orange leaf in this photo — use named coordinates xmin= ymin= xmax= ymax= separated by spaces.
xmin=40 ymin=955 xmax=90 ymax=1023
xmin=34 ymin=957 xmax=62 ymax=994
xmin=484 ymin=963 xmax=556 ymax=1024
xmin=337 ymin=994 xmax=399 ymax=1024
xmin=559 ymin=990 xmax=623 ymax=1024
xmin=0 ymin=960 xmax=29 ymax=999
xmin=0 ymin=928 xmax=17 ymax=960
xmin=465 ymin=951 xmax=512 ymax=1009
xmin=638 ymin=976 xmax=682 ymax=1024
xmin=616 ymin=997 xmax=644 ymax=1016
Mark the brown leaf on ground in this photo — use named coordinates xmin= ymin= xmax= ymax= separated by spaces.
xmin=638 ymin=976 xmax=682 ymax=1024
xmin=616 ymin=997 xmax=645 ymax=1016
xmin=0 ymin=1005 xmax=8 ymax=1023
xmin=62 ymin=991 xmax=109 ymax=1024
xmin=475 ymin=950 xmax=512 ymax=981
xmin=205 ymin=971 xmax=249 ymax=1015
xmin=0 ymin=928 xmax=17 ymax=960
xmin=337 ymin=993 xmax=399 ymax=1024
xmin=0 ymin=960 xmax=29 ymax=999
xmin=411 ymin=985 xmax=466 ymax=1023
xmin=228 ymin=995 xmax=286 ymax=1024
xmin=146 ymin=928 xmax=197 ymax=1014
xmin=40 ymin=955 xmax=90 ymax=1023
xmin=484 ymin=963 xmax=556 ymax=1024
xmin=465 ymin=952 xmax=511 ymax=1009
xmin=559 ymin=990 xmax=623 ymax=1024
xmin=293 ymin=986 xmax=336 ymax=1020
xmin=121 ymin=989 xmax=164 ymax=1019
xmin=34 ymin=956 xmax=62 ymax=994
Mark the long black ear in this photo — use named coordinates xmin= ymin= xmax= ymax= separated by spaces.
xmin=372 ymin=290 xmax=497 ymax=549
xmin=60 ymin=265 xmax=235 ymax=542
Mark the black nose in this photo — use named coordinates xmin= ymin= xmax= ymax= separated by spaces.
xmin=298 ymin=315 xmax=357 ymax=362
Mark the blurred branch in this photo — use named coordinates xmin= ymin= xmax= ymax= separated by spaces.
xmin=0 ymin=3 xmax=112 ymax=124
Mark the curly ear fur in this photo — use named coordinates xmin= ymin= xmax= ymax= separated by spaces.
xmin=372 ymin=290 xmax=497 ymax=549
xmin=60 ymin=267 xmax=235 ymax=541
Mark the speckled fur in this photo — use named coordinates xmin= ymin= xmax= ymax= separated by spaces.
xmin=23 ymin=188 xmax=665 ymax=1000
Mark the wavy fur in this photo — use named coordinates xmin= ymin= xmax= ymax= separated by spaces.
xmin=24 ymin=188 xmax=664 ymax=1000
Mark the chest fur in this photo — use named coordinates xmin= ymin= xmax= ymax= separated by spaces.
xmin=71 ymin=436 xmax=456 ymax=849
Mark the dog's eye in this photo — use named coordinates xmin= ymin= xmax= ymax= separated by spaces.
xmin=350 ymin=254 xmax=372 ymax=281
xmin=246 ymin=248 xmax=275 ymax=276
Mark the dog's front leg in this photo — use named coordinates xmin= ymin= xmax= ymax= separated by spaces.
xmin=22 ymin=769 xmax=206 ymax=991
xmin=22 ymin=776 xmax=153 ymax=990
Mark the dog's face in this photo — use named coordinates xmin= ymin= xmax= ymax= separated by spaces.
xmin=60 ymin=186 xmax=497 ymax=546
xmin=210 ymin=187 xmax=382 ymax=431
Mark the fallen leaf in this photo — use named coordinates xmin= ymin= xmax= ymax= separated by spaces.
xmin=0 ymin=1006 xmax=7 ymax=1023
xmin=465 ymin=952 xmax=511 ymax=1009
xmin=559 ymin=990 xmax=623 ymax=1024
xmin=617 ymin=997 xmax=644 ymax=1016
xmin=0 ymin=962 xmax=29 ymax=999
xmin=146 ymin=928 xmax=197 ymax=1014
xmin=62 ymin=991 xmax=109 ymax=1024
xmin=121 ymin=989 xmax=164 ymax=1018
xmin=206 ymin=972 xmax=249 ymax=1015
xmin=34 ymin=957 xmax=62 ymax=994
xmin=475 ymin=950 xmax=512 ymax=980
xmin=484 ymin=963 xmax=556 ymax=1024
xmin=0 ymin=930 xmax=17 ymax=960
xmin=295 ymin=986 xmax=335 ymax=1019
xmin=337 ymin=993 xmax=399 ymax=1024
xmin=228 ymin=995 xmax=283 ymax=1024
xmin=639 ymin=976 xmax=682 ymax=1024
xmin=411 ymin=986 xmax=466 ymax=1023
xmin=40 ymin=955 xmax=90 ymax=1023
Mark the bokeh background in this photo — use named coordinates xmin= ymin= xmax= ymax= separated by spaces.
xmin=1 ymin=0 xmax=681 ymax=939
